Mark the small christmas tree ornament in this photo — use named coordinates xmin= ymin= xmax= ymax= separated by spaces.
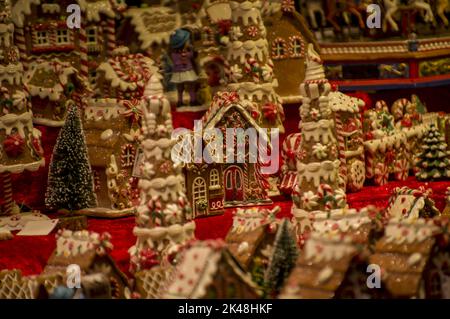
xmin=415 ymin=124 xmax=450 ymax=181
xmin=0 ymin=0 xmax=44 ymax=215
xmin=45 ymin=104 xmax=97 ymax=212
xmin=265 ymin=218 xmax=298 ymax=296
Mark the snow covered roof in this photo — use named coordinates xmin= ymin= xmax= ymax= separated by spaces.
xmin=54 ymin=229 xmax=113 ymax=258
xmin=77 ymin=0 xmax=126 ymax=22
xmin=97 ymin=48 xmax=159 ymax=92
xmin=25 ymin=59 xmax=84 ymax=101
xmin=329 ymin=91 xmax=364 ymax=114
xmin=162 ymin=240 xmax=258 ymax=298
xmin=229 ymin=207 xmax=277 ymax=234
xmin=125 ymin=6 xmax=181 ymax=50
xmin=312 ymin=208 xmax=372 ymax=236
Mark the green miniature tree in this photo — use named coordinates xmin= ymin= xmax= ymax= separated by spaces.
xmin=265 ymin=219 xmax=299 ymax=296
xmin=45 ymin=105 xmax=97 ymax=211
xmin=415 ymin=124 xmax=450 ymax=181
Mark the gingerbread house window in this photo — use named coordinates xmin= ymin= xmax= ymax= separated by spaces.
xmin=87 ymin=27 xmax=98 ymax=45
xmin=209 ymin=169 xmax=220 ymax=189
xmin=35 ymin=31 xmax=49 ymax=46
xmin=56 ymin=29 xmax=69 ymax=44
xmin=289 ymin=36 xmax=304 ymax=58
xmin=272 ymin=38 xmax=287 ymax=60
xmin=121 ymin=144 xmax=136 ymax=168
xmin=193 ymin=177 xmax=207 ymax=204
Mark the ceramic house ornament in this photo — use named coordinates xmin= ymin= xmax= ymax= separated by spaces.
xmin=81 ymin=47 xmax=161 ymax=217
xmin=291 ymin=43 xmax=346 ymax=233
xmin=129 ymin=83 xmax=195 ymax=273
xmin=0 ymin=0 xmax=44 ymax=215
xmin=224 ymin=0 xmax=285 ymax=133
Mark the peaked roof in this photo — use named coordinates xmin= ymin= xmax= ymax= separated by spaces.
xmin=386 ymin=187 xmax=440 ymax=221
xmin=369 ymin=218 xmax=443 ymax=298
xmin=25 ymin=59 xmax=87 ymax=101
xmin=97 ymin=47 xmax=159 ymax=93
xmin=161 ymin=240 xmax=259 ymax=298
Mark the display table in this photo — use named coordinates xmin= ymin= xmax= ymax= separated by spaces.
xmin=0 ymin=176 xmax=447 ymax=277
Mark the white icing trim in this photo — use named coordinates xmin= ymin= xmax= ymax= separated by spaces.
xmin=297 ymin=160 xmax=340 ymax=187
xmin=125 ymin=7 xmax=181 ymax=50
xmin=77 ymin=0 xmax=122 ymax=22
xmin=11 ymin=0 xmax=41 ymax=28
xmin=227 ymin=39 xmax=269 ymax=64
xmin=364 ymin=131 xmax=407 ymax=154
xmin=0 ymin=158 xmax=44 ymax=174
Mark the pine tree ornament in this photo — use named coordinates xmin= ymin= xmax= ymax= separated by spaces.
xmin=415 ymin=124 xmax=450 ymax=180
xmin=265 ymin=219 xmax=298 ymax=295
xmin=45 ymin=105 xmax=97 ymax=211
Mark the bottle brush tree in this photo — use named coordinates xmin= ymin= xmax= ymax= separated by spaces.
xmin=45 ymin=104 xmax=97 ymax=211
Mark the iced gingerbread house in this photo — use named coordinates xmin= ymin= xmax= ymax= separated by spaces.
xmin=182 ymin=92 xmax=272 ymax=211
xmin=24 ymin=59 xmax=88 ymax=127
xmin=81 ymin=47 xmax=161 ymax=217
xmin=370 ymin=218 xmax=450 ymax=299
xmin=0 ymin=0 xmax=44 ymax=215
xmin=42 ymin=230 xmax=130 ymax=299
xmin=263 ymin=0 xmax=319 ymax=104
xmin=160 ymin=240 xmax=261 ymax=299
xmin=385 ymin=187 xmax=441 ymax=220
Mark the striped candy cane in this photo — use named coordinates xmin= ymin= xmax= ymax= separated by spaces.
xmin=106 ymin=18 xmax=116 ymax=53
xmin=2 ymin=172 xmax=13 ymax=215
xmin=334 ymin=112 xmax=347 ymax=189
xmin=15 ymin=27 xmax=28 ymax=70
xmin=79 ymin=24 xmax=89 ymax=79
xmin=365 ymin=151 xmax=374 ymax=179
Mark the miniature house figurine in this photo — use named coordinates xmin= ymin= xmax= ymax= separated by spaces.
xmin=180 ymin=92 xmax=272 ymax=214
xmin=11 ymin=0 xmax=126 ymax=79
xmin=0 ymin=0 xmax=45 ymax=215
xmin=160 ymin=240 xmax=261 ymax=299
xmin=42 ymin=229 xmax=130 ymax=299
xmin=82 ymin=47 xmax=161 ymax=217
xmin=370 ymin=218 xmax=450 ymax=299
xmin=291 ymin=43 xmax=347 ymax=233
xmin=385 ymin=187 xmax=441 ymax=220
xmin=129 ymin=81 xmax=194 ymax=273
xmin=24 ymin=59 xmax=88 ymax=127
xmin=279 ymin=231 xmax=372 ymax=299
xmin=225 ymin=206 xmax=280 ymax=286
xmin=263 ymin=0 xmax=320 ymax=104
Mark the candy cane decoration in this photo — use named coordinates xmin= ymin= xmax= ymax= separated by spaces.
xmin=79 ymin=23 xmax=89 ymax=79
xmin=365 ymin=151 xmax=375 ymax=179
xmin=2 ymin=172 xmax=13 ymax=215
xmin=106 ymin=17 xmax=116 ymax=53
xmin=374 ymin=162 xmax=389 ymax=186
xmin=15 ymin=27 xmax=28 ymax=70
xmin=334 ymin=112 xmax=347 ymax=189
xmin=244 ymin=58 xmax=260 ymax=83
xmin=394 ymin=158 xmax=409 ymax=181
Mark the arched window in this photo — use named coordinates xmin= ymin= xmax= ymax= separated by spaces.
xmin=209 ymin=169 xmax=220 ymax=188
xmin=289 ymin=35 xmax=304 ymax=58
xmin=272 ymin=38 xmax=287 ymax=60
xmin=193 ymin=177 xmax=207 ymax=202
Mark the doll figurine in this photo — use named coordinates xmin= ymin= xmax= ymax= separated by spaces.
xmin=169 ymin=29 xmax=198 ymax=107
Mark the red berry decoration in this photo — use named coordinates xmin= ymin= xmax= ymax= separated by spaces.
xmin=3 ymin=133 xmax=25 ymax=157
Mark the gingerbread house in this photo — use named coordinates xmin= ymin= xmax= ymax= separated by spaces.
xmin=225 ymin=207 xmax=280 ymax=286
xmin=161 ymin=240 xmax=261 ymax=299
xmin=183 ymin=92 xmax=272 ymax=211
xmin=385 ymin=187 xmax=441 ymax=221
xmin=133 ymin=266 xmax=175 ymax=299
xmin=369 ymin=218 xmax=450 ymax=299
xmin=279 ymin=232 xmax=373 ymax=299
xmin=24 ymin=59 xmax=88 ymax=127
xmin=42 ymin=229 xmax=130 ymax=299
xmin=11 ymin=0 xmax=126 ymax=83
xmin=363 ymin=102 xmax=410 ymax=186
xmin=329 ymin=91 xmax=366 ymax=192
xmin=82 ymin=47 xmax=162 ymax=217
xmin=263 ymin=0 xmax=319 ymax=104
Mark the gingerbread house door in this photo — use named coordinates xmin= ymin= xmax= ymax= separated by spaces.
xmin=193 ymin=177 xmax=208 ymax=217
xmin=224 ymin=166 xmax=244 ymax=202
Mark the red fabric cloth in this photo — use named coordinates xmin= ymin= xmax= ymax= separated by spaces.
xmin=0 ymin=177 xmax=448 ymax=277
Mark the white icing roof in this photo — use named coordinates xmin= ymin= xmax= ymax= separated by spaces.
xmin=55 ymin=229 xmax=112 ymax=258
xmin=97 ymin=52 xmax=158 ymax=92
xmin=25 ymin=59 xmax=80 ymax=101
xmin=304 ymin=233 xmax=356 ymax=263
xmin=329 ymin=91 xmax=364 ymax=113
xmin=384 ymin=219 xmax=439 ymax=245
xmin=125 ymin=7 xmax=181 ymax=50
xmin=230 ymin=207 xmax=276 ymax=234
xmin=77 ymin=0 xmax=126 ymax=22
xmin=313 ymin=208 xmax=371 ymax=234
